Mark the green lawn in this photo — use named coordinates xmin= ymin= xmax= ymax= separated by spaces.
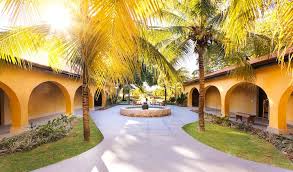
xmin=183 ymin=122 xmax=293 ymax=170
xmin=0 ymin=117 xmax=103 ymax=172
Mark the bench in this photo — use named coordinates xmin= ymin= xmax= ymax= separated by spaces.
xmin=235 ymin=112 xmax=256 ymax=124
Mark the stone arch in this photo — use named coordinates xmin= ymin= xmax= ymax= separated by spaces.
xmin=205 ymin=85 xmax=221 ymax=115
xmin=278 ymin=85 xmax=293 ymax=132
xmin=28 ymin=81 xmax=72 ymax=119
xmin=74 ymin=86 xmax=94 ymax=110
xmin=0 ymin=81 xmax=22 ymax=129
xmin=189 ymin=87 xmax=199 ymax=107
xmin=225 ymin=82 xmax=270 ymax=122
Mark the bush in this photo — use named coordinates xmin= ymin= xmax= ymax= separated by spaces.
xmin=107 ymin=96 xmax=118 ymax=105
xmin=169 ymin=97 xmax=176 ymax=103
xmin=176 ymin=93 xmax=187 ymax=106
xmin=0 ymin=115 xmax=73 ymax=156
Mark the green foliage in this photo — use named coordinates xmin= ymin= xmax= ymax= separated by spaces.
xmin=153 ymin=87 xmax=165 ymax=98
xmin=141 ymin=66 xmax=158 ymax=86
xmin=0 ymin=115 xmax=73 ymax=155
xmin=107 ymin=96 xmax=118 ymax=105
xmin=176 ymin=93 xmax=187 ymax=106
xmin=148 ymin=0 xmax=280 ymax=81
xmin=133 ymin=65 xmax=159 ymax=87
xmin=169 ymin=96 xmax=176 ymax=103
xmin=222 ymin=0 xmax=292 ymax=61
xmin=131 ymin=88 xmax=144 ymax=98
xmin=137 ymin=37 xmax=178 ymax=85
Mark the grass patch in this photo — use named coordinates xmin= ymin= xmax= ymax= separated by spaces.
xmin=0 ymin=117 xmax=103 ymax=172
xmin=183 ymin=122 xmax=293 ymax=170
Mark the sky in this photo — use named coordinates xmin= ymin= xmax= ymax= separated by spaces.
xmin=0 ymin=1 xmax=197 ymax=77
xmin=176 ymin=47 xmax=198 ymax=77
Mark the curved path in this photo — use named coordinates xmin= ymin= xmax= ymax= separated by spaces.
xmin=35 ymin=105 xmax=292 ymax=172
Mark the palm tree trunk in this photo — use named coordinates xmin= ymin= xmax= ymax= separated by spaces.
xmin=175 ymin=85 xmax=177 ymax=99
xmin=197 ymin=46 xmax=205 ymax=132
xmin=164 ymin=85 xmax=167 ymax=102
xmin=80 ymin=0 xmax=90 ymax=141
xmin=127 ymin=91 xmax=130 ymax=105
xmin=82 ymin=63 xmax=90 ymax=141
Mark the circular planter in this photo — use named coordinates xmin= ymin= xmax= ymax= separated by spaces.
xmin=120 ymin=106 xmax=171 ymax=117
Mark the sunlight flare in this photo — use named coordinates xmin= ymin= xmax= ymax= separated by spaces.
xmin=43 ymin=4 xmax=71 ymax=31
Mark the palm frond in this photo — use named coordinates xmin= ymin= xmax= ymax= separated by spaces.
xmin=1 ymin=0 xmax=43 ymax=25
xmin=273 ymin=1 xmax=293 ymax=70
xmin=138 ymin=37 xmax=178 ymax=81
xmin=0 ymin=25 xmax=50 ymax=66
xmin=222 ymin=0 xmax=267 ymax=52
xmin=190 ymin=0 xmax=216 ymax=19
xmin=152 ymin=8 xmax=190 ymax=26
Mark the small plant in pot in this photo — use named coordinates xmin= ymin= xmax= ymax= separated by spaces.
xmin=142 ymin=102 xmax=149 ymax=110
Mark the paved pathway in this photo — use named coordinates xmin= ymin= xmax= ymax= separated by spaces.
xmin=35 ymin=105 xmax=292 ymax=172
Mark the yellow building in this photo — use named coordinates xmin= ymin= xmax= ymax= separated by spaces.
xmin=183 ymin=52 xmax=293 ymax=134
xmin=0 ymin=62 xmax=107 ymax=135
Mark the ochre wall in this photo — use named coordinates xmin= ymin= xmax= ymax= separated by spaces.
xmin=0 ymin=64 xmax=106 ymax=134
xmin=74 ymin=87 xmax=82 ymax=109
xmin=286 ymin=94 xmax=293 ymax=125
xmin=205 ymin=87 xmax=221 ymax=110
xmin=184 ymin=64 xmax=293 ymax=134
xmin=229 ymin=86 xmax=257 ymax=115
xmin=28 ymin=82 xmax=66 ymax=119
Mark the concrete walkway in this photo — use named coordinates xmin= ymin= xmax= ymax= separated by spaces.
xmin=35 ymin=105 xmax=292 ymax=172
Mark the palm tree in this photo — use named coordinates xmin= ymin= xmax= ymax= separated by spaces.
xmin=148 ymin=0 xmax=273 ymax=131
xmin=147 ymin=0 xmax=227 ymax=131
xmin=0 ymin=0 xmax=167 ymax=141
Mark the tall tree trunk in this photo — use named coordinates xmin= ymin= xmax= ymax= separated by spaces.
xmin=80 ymin=0 xmax=90 ymax=141
xmin=164 ymin=85 xmax=167 ymax=102
xmin=175 ymin=85 xmax=177 ymax=99
xmin=122 ymin=92 xmax=125 ymax=101
xmin=197 ymin=46 xmax=205 ymax=132
xmin=127 ymin=90 xmax=130 ymax=105
xmin=82 ymin=63 xmax=90 ymax=141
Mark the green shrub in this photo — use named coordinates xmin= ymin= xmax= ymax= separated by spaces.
xmin=176 ymin=93 xmax=187 ymax=106
xmin=169 ymin=97 xmax=176 ymax=103
xmin=0 ymin=115 xmax=73 ymax=156
xmin=107 ymin=96 xmax=118 ymax=105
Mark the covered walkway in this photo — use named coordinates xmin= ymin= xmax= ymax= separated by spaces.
xmin=0 ymin=63 xmax=107 ymax=135
xmin=184 ymin=55 xmax=293 ymax=134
